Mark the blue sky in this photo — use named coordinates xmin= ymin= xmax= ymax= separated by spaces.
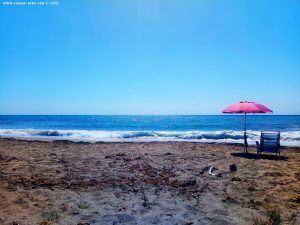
xmin=0 ymin=0 xmax=299 ymax=115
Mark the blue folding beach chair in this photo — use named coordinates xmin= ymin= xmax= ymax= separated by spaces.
xmin=256 ymin=132 xmax=281 ymax=156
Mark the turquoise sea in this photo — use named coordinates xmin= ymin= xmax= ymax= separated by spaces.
xmin=0 ymin=115 xmax=299 ymax=146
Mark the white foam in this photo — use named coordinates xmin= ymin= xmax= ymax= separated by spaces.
xmin=0 ymin=129 xmax=299 ymax=146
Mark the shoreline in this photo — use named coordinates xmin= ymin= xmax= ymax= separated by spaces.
xmin=1 ymin=136 xmax=300 ymax=148
xmin=1 ymin=126 xmax=300 ymax=147
xmin=0 ymin=139 xmax=299 ymax=224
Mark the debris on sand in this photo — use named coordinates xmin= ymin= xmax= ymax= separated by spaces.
xmin=140 ymin=186 xmax=148 ymax=207
xmin=58 ymin=159 xmax=67 ymax=164
xmin=199 ymin=165 xmax=210 ymax=174
xmin=231 ymin=177 xmax=244 ymax=182
xmin=229 ymin=164 xmax=237 ymax=172
xmin=264 ymin=171 xmax=285 ymax=177
xmin=1 ymin=140 xmax=299 ymax=225
xmin=179 ymin=177 xmax=197 ymax=187
xmin=208 ymin=166 xmax=222 ymax=177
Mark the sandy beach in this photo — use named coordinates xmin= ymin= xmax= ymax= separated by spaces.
xmin=0 ymin=138 xmax=299 ymax=225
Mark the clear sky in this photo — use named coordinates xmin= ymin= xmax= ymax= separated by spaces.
xmin=0 ymin=0 xmax=299 ymax=115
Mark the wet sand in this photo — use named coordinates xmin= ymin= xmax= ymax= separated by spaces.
xmin=0 ymin=138 xmax=299 ymax=225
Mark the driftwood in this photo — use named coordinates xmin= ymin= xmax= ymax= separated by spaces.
xmin=208 ymin=166 xmax=222 ymax=177
xmin=140 ymin=186 xmax=148 ymax=207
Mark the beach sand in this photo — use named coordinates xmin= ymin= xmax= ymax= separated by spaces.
xmin=0 ymin=139 xmax=299 ymax=225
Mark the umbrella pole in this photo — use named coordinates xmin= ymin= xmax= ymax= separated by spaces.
xmin=244 ymin=113 xmax=247 ymax=153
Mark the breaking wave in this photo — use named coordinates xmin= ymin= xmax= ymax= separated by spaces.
xmin=0 ymin=129 xmax=300 ymax=146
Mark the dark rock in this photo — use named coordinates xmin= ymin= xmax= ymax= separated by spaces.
xmin=163 ymin=152 xmax=173 ymax=156
xmin=186 ymin=221 xmax=194 ymax=225
xmin=58 ymin=159 xmax=66 ymax=164
xmin=229 ymin=164 xmax=237 ymax=172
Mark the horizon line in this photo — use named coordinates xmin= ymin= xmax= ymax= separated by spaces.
xmin=1 ymin=114 xmax=299 ymax=116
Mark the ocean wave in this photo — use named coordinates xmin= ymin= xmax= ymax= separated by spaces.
xmin=0 ymin=129 xmax=299 ymax=146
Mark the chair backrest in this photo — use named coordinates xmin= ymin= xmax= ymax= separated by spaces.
xmin=260 ymin=132 xmax=280 ymax=150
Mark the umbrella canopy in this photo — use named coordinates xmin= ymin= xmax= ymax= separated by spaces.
xmin=223 ymin=101 xmax=273 ymax=114
xmin=222 ymin=101 xmax=273 ymax=152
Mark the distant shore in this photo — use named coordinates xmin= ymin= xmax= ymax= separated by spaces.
xmin=0 ymin=139 xmax=299 ymax=225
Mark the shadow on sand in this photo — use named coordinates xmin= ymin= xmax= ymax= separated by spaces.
xmin=231 ymin=152 xmax=288 ymax=161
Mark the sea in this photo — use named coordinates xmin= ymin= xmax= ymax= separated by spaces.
xmin=0 ymin=115 xmax=299 ymax=146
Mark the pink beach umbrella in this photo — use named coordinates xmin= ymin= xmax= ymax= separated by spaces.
xmin=222 ymin=101 xmax=273 ymax=153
